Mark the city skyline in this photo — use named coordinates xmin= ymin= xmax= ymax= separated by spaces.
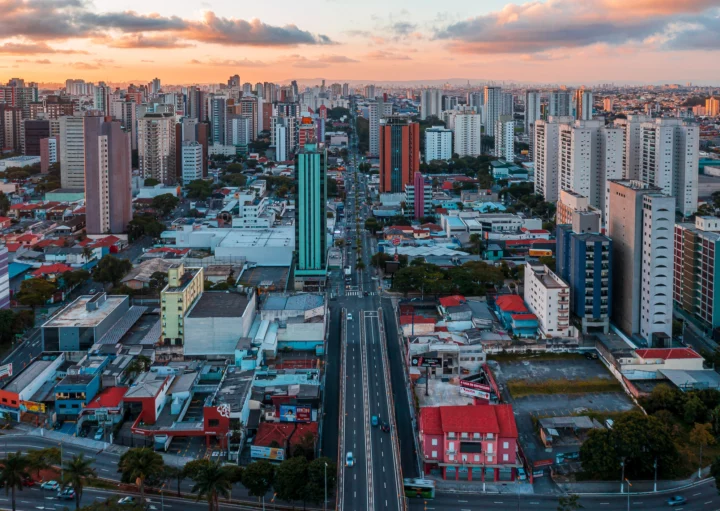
xmin=1 ymin=0 xmax=720 ymax=85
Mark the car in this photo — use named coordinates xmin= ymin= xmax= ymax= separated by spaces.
xmin=88 ymin=288 xmax=97 ymax=294
xmin=667 ymin=496 xmax=687 ymax=506
xmin=346 ymin=451 xmax=354 ymax=467
xmin=58 ymin=487 xmax=75 ymax=500
xmin=347 ymin=313 xmax=353 ymax=321
xmin=118 ymin=496 xmax=143 ymax=505
xmin=371 ymin=415 xmax=379 ymax=427
xmin=517 ymin=467 xmax=527 ymax=481
xmin=94 ymin=428 xmax=104 ymax=441
xmin=22 ymin=478 xmax=35 ymax=487
xmin=41 ymin=481 xmax=59 ymax=491
xmin=584 ymin=351 xmax=599 ymax=359
xmin=381 ymin=422 xmax=390 ymax=433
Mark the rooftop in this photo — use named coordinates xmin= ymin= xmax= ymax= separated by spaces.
xmin=264 ymin=293 xmax=324 ymax=311
xmin=125 ymin=372 xmax=172 ymax=399
xmin=420 ymin=404 xmax=518 ymax=438
xmin=635 ymin=348 xmax=702 ymax=360
xmin=212 ymin=366 xmax=254 ymax=411
xmin=43 ymin=295 xmax=128 ymax=328
xmin=254 ymin=422 xmax=318 ymax=448
xmin=85 ymin=387 xmax=127 ymax=409
xmin=2 ymin=359 xmax=54 ymax=393
xmin=187 ymin=292 xmax=250 ymax=318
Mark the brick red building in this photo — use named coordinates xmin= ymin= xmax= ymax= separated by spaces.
xmin=419 ymin=404 xmax=520 ymax=481
xmin=379 ymin=117 xmax=420 ymax=193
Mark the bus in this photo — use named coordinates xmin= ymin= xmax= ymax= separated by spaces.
xmin=403 ymin=478 xmax=435 ymax=499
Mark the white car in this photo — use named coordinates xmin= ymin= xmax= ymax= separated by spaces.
xmin=41 ymin=480 xmax=59 ymax=491
xmin=346 ymin=451 xmax=354 ymax=467
xmin=346 ymin=313 xmax=353 ymax=321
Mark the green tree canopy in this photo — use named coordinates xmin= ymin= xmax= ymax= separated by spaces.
xmin=241 ymin=460 xmax=275 ymax=498
xmin=93 ymin=255 xmax=132 ymax=286
xmin=17 ymin=278 xmax=57 ymax=308
xmin=151 ymin=194 xmax=179 ymax=217
xmin=185 ymin=179 xmax=214 ymax=199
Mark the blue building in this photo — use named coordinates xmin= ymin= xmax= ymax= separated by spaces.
xmin=55 ymin=360 xmax=108 ymax=420
xmin=557 ymin=225 xmax=612 ymax=334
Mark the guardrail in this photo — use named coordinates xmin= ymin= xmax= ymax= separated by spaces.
xmin=377 ymin=307 xmax=408 ymax=511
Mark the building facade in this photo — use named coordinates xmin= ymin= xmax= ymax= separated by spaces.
xmin=483 ymin=86 xmax=502 ymax=137
xmin=453 ymin=114 xmax=482 ymax=157
xmin=160 ymin=264 xmax=204 ymax=346
xmin=369 ymin=99 xmax=393 ymax=157
xmin=138 ymin=112 xmax=177 ymax=185
xmin=494 ymin=115 xmax=515 ymax=161
xmin=421 ymin=89 xmax=443 ymax=121
xmin=59 ymin=115 xmax=87 ymax=189
xmin=379 ymin=117 xmax=420 ymax=193
xmin=181 ymin=141 xmax=203 ymax=183
xmin=425 ymin=126 xmax=452 ymax=162
xmin=524 ymin=263 xmax=571 ymax=337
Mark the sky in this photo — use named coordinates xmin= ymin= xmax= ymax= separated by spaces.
xmin=1 ymin=0 xmax=720 ymax=86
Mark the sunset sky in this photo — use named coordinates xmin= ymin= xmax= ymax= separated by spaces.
xmin=1 ymin=0 xmax=719 ymax=86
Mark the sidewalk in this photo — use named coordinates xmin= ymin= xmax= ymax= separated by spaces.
xmin=430 ymin=477 xmax=535 ymax=495
xmin=557 ymin=467 xmax=712 ymax=495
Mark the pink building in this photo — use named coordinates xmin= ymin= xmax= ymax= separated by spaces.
xmin=419 ymin=404 xmax=520 ymax=481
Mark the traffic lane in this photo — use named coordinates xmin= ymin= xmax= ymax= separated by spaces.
xmin=366 ymin=314 xmax=401 ymax=511
xmin=321 ymin=305 xmax=341 ymax=461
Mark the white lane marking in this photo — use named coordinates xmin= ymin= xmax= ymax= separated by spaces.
xmin=693 ymin=493 xmax=702 ymax=496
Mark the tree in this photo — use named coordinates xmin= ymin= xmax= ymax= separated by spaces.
xmin=26 ymin=447 xmax=60 ymax=479
xmin=185 ymin=179 xmax=214 ymax=199
xmin=189 ymin=459 xmax=233 ymax=511
xmin=63 ymin=269 xmax=90 ymax=290
xmin=356 ymin=259 xmax=366 ymax=271
xmin=127 ymin=214 xmax=165 ymax=241
xmin=0 ymin=310 xmax=22 ymax=344
xmin=539 ymin=256 xmax=556 ymax=272
xmin=118 ymin=448 xmax=165 ymax=499
xmin=557 ymin=494 xmax=583 ymax=511
xmin=364 ymin=218 xmax=381 ymax=234
xmin=292 ymin=432 xmax=316 ymax=461
xmin=63 ymin=453 xmax=97 ymax=510
xmin=16 ymin=278 xmax=57 ymax=309
xmin=305 ymin=457 xmax=336 ymax=505
xmin=241 ymin=460 xmax=275 ymax=499
xmin=0 ymin=191 xmax=9 ymax=215
xmin=0 ymin=451 xmax=30 ymax=511
xmin=93 ymin=255 xmax=132 ymax=287
xmin=143 ymin=178 xmax=160 ymax=186
xmin=689 ymin=423 xmax=716 ymax=477
xmin=151 ymin=194 xmax=179 ymax=217
xmin=162 ymin=465 xmax=183 ymax=497
xmin=685 ymin=395 xmax=708 ymax=424
xmin=148 ymin=271 xmax=168 ymax=291
xmin=274 ymin=456 xmax=308 ymax=505
xmin=126 ymin=355 xmax=151 ymax=378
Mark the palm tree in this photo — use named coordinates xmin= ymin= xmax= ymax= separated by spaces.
xmin=81 ymin=246 xmax=93 ymax=264
xmin=63 ymin=453 xmax=97 ymax=510
xmin=26 ymin=447 xmax=61 ymax=480
xmin=118 ymin=448 xmax=165 ymax=499
xmin=0 ymin=452 xmax=31 ymax=511
xmin=189 ymin=460 xmax=233 ymax=511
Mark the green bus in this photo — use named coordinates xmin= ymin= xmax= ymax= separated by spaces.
xmin=403 ymin=478 xmax=435 ymax=499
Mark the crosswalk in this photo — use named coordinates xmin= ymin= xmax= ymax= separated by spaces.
xmin=344 ymin=291 xmax=378 ymax=297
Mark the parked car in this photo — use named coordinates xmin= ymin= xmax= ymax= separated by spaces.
xmin=118 ymin=496 xmax=146 ymax=505
xmin=94 ymin=428 xmax=104 ymax=441
xmin=584 ymin=351 xmax=599 ymax=360
xmin=346 ymin=451 xmax=354 ymax=467
xmin=41 ymin=481 xmax=59 ymax=491
xmin=667 ymin=496 xmax=687 ymax=506
xmin=22 ymin=478 xmax=35 ymax=487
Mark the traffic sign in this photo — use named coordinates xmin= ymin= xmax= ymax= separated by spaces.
xmin=391 ymin=237 xmax=401 ymax=246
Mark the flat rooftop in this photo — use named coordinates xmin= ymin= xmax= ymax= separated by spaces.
xmin=212 ymin=367 xmax=254 ymax=411
xmin=217 ymin=227 xmax=295 ymax=248
xmin=187 ymin=292 xmax=250 ymax=318
xmin=240 ymin=266 xmax=289 ymax=290
xmin=264 ymin=293 xmax=324 ymax=311
xmin=43 ymin=295 xmax=128 ymax=328
xmin=3 ymin=360 xmax=53 ymax=393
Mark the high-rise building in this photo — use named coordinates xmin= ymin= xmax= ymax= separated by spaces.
xmin=84 ymin=117 xmax=133 ymax=235
xmin=150 ymin=78 xmax=161 ymax=95
xmin=242 ymin=82 xmax=253 ymax=95
xmin=425 ymin=126 xmax=452 ymax=162
xmin=364 ymin=84 xmax=376 ymax=99
xmin=574 ymin=89 xmax=593 ymax=120
xmin=271 ymin=116 xmax=298 ymax=161
xmin=636 ymin=118 xmax=699 ymax=217
xmin=210 ymin=96 xmax=227 ymax=145
xmin=534 ymin=117 xmax=566 ymax=201
xmin=483 ymin=86 xmax=503 ymax=137
xmin=674 ymin=216 xmax=720 ymax=331
xmin=161 ymin=263 xmax=203 ymax=346
xmin=40 ymin=136 xmax=58 ymax=173
xmin=0 ymin=245 xmax=8 ymax=309
xmin=406 ymin=171 xmax=432 ymax=220
xmin=294 ymin=142 xmax=327 ymax=291
xmin=603 ymin=98 xmax=614 ymax=112
xmin=524 ymin=263 xmax=571 ymax=338
xmin=368 ymin=99 xmax=393 ymax=157
xmin=110 ymin=100 xmax=138 ymax=150
xmin=187 ymin=87 xmax=207 ymax=121
xmin=227 ymin=115 xmax=251 ymax=148
xmin=138 ymin=112 xmax=177 ymax=184
xmin=181 ymin=141 xmax=203 ymax=183
xmin=453 ymin=113 xmax=482 ymax=157
xmin=420 ymin=89 xmax=443 ymax=120
xmin=342 ymin=83 xmax=349 ymax=97
xmin=59 ymin=115 xmax=87 ymax=189
xmin=255 ymin=82 xmax=263 ymax=97
xmin=607 ymin=180 xmax=674 ymax=344
xmin=21 ymin=119 xmax=49 ymax=156
xmin=94 ymin=82 xmax=111 ymax=116
xmin=705 ymin=97 xmax=719 ymax=117
xmin=548 ymin=90 xmax=572 ymax=118
xmin=228 ymin=75 xmax=240 ymax=88
xmin=501 ymin=93 xmax=514 ymax=116
xmin=525 ymin=90 xmax=541 ymax=134
xmin=379 ymin=117 xmax=420 ymax=193
xmin=238 ymin=97 xmax=258 ymax=140
xmin=615 ymin=115 xmax=651 ymax=181
xmin=467 ymin=91 xmax=483 ymax=111
xmin=494 ymin=115 xmax=515 ymax=161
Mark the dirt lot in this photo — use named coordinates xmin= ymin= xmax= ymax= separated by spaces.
xmin=489 ymin=356 xmax=615 ymax=384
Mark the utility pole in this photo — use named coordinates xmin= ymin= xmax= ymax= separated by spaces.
xmin=625 ymin=478 xmax=631 ymax=511
xmin=324 ymin=462 xmax=328 ymax=511
xmin=653 ymin=458 xmax=658 ymax=492
xmin=620 ymin=458 xmax=625 ymax=493
xmin=425 ymin=366 xmax=430 ymax=396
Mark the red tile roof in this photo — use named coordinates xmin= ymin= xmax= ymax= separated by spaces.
xmin=441 ymin=181 xmax=454 ymax=190
xmin=89 ymin=235 xmax=121 ymax=248
xmin=0 ymin=216 xmax=11 ymax=224
xmin=420 ymin=223 xmax=443 ymax=232
xmin=495 ymin=295 xmax=528 ymax=313
xmin=439 ymin=295 xmax=466 ymax=307
xmin=420 ymin=404 xmax=518 ymax=438
xmin=4 ymin=242 xmax=21 ymax=252
xmin=32 ymin=263 xmax=73 ymax=277
xmin=635 ymin=348 xmax=702 ymax=360
xmin=85 ymin=387 xmax=128 ymax=409
xmin=254 ymin=422 xmax=319 ymax=449
xmin=399 ymin=315 xmax=437 ymax=325
xmin=35 ymin=239 xmax=66 ymax=249
xmin=511 ymin=313 xmax=538 ymax=321
xmin=147 ymin=247 xmax=190 ymax=255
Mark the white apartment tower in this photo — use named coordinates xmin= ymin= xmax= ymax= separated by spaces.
xmin=181 ymin=141 xmax=203 ymax=183
xmin=524 ymin=263 xmax=571 ymax=338
xmin=369 ymin=99 xmax=393 ymax=157
xmin=420 ymin=89 xmax=443 ymax=120
xmin=533 ymin=116 xmax=572 ymax=202
xmin=494 ymin=115 xmax=515 ymax=161
xmin=137 ymin=112 xmax=176 ymax=184
xmin=548 ymin=90 xmax=572 ymax=117
xmin=453 ymin=114 xmax=482 ymax=157
xmin=525 ymin=90 xmax=541 ymax=133
xmin=59 ymin=115 xmax=86 ymax=189
xmin=483 ymin=86 xmax=503 ymax=137
xmin=425 ymin=126 xmax=452 ymax=162
xmin=574 ymin=89 xmax=593 ymax=120
xmin=615 ymin=115 xmax=652 ymax=180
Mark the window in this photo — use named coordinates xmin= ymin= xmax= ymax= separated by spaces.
xmin=431 ymin=438 xmax=438 ymax=446
xmin=449 ymin=455 xmax=455 ymax=461
xmin=503 ymin=454 xmax=509 ymax=462
xmin=461 ymin=432 xmax=468 ymax=439
xmin=487 ymin=455 xmax=493 ymax=463
xmin=431 ymin=450 xmax=437 ymax=458
xmin=208 ymin=419 xmax=220 ymax=427
xmin=473 ymin=432 xmax=481 ymax=439
xmin=474 ymin=455 xmax=480 ymax=462
xmin=487 ymin=433 xmax=493 ymax=439
xmin=503 ymin=441 xmax=509 ymax=449
xmin=448 ymin=432 xmax=456 ymax=438
xmin=487 ymin=443 xmax=493 ymax=453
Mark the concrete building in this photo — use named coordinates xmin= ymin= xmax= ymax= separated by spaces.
xmin=210 ymin=96 xmax=227 ymax=145
xmin=557 ymin=224 xmax=612 ymax=334
xmin=525 ymin=90 xmax=541 ymax=157
xmin=453 ymin=114 xmax=482 ymax=157
xmin=705 ymin=97 xmax=719 ymax=117
xmin=84 ymin=117 xmax=133 ymax=235
xmin=524 ymin=263 xmax=571 ymax=338
xmin=574 ymin=89 xmax=593 ymax=120
xmin=0 ymin=245 xmax=8 ymax=309
xmin=379 ymin=117 xmax=420 ymax=193
xmin=59 ymin=115 xmax=87 ymax=189
xmin=138 ymin=112 xmax=176 ymax=185
xmin=41 ymin=294 xmax=130 ymax=351
xmin=533 ymin=116 xmax=572 ymax=201
xmin=40 ymin=136 xmax=58 ymax=173
xmin=548 ymin=90 xmax=572 ymax=118
xmin=406 ymin=172 xmax=433 ymax=220
xmin=615 ymin=115 xmax=651 ymax=181
xmin=674 ymin=216 xmax=720 ymax=331
xmin=421 ymin=89 xmax=443 ymax=121
xmin=607 ymin=180 xmax=674 ymax=344
xmin=160 ymin=263 xmax=204 ymax=346
xmin=369 ymin=99 xmax=393 ymax=157
xmin=181 ymin=141 xmax=203 ymax=183
xmin=21 ymin=119 xmax=49 ymax=156
xmin=425 ymin=126 xmax=452 ymax=162
xmin=294 ymin=142 xmax=327 ymax=290
xmin=494 ymin=115 xmax=514 ymax=161
xmin=483 ymin=86 xmax=503 ymax=137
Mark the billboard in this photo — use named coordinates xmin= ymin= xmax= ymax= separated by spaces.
xmin=251 ymin=446 xmax=285 ymax=461
xmin=279 ymin=405 xmax=312 ymax=423
xmin=20 ymin=401 xmax=46 ymax=413
xmin=411 ymin=356 xmax=442 ymax=368
xmin=459 ymin=387 xmax=491 ymax=401
xmin=460 ymin=379 xmax=491 ymax=393
xmin=0 ymin=364 xmax=12 ymax=379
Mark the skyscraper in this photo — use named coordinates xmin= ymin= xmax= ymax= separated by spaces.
xmin=548 ymin=90 xmax=572 ymax=118
xmin=495 ymin=115 xmax=515 ymax=161
xmin=0 ymin=245 xmax=8 ymax=309
xmin=607 ymin=180 xmax=674 ymax=343
xmin=181 ymin=141 xmax=203 ymax=183
xmin=210 ymin=96 xmax=227 ymax=145
xmin=138 ymin=112 xmax=177 ymax=184
xmin=453 ymin=113 xmax=483 ymax=157
xmin=228 ymin=75 xmax=240 ymax=88
xmin=420 ymin=89 xmax=443 ymax=120
xmin=483 ymin=86 xmax=502 ymax=137
xmin=524 ymin=90 xmax=541 ymax=133
xmin=425 ymin=126 xmax=452 ymax=162
xmin=574 ymin=89 xmax=593 ymax=120
xmin=59 ymin=115 xmax=87 ymax=189
xmin=368 ymin=99 xmax=392 ymax=157
xmin=84 ymin=117 xmax=132 ymax=235
xmin=379 ymin=117 xmax=420 ymax=193
xmin=294 ymin=142 xmax=327 ymax=291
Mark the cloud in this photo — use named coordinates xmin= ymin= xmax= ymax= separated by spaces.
xmin=277 ymin=54 xmax=359 ymax=68
xmin=0 ymin=41 xmax=87 ymax=55
xmin=189 ymin=58 xmax=268 ymax=67
xmin=102 ymin=34 xmax=194 ymax=49
xmin=391 ymin=22 xmax=417 ymax=36
xmin=364 ymin=50 xmax=412 ymax=60
xmin=435 ymin=0 xmax=720 ymax=54
xmin=71 ymin=62 xmax=100 ymax=70
xmin=0 ymin=2 xmax=332 ymax=47
xmin=15 ymin=58 xmax=51 ymax=64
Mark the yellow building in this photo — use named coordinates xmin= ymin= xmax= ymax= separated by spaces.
xmin=160 ymin=263 xmax=204 ymax=345
xmin=706 ymin=97 xmax=720 ymax=117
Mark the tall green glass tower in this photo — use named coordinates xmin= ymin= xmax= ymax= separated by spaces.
xmin=295 ymin=142 xmax=327 ymax=288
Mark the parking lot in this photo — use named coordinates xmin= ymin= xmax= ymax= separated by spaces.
xmin=489 ymin=356 xmax=614 ymax=384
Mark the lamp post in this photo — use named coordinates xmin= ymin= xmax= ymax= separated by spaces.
xmin=653 ymin=458 xmax=658 ymax=492
xmin=620 ymin=458 xmax=625 ymax=493
xmin=324 ymin=462 xmax=328 ymax=511
xmin=625 ymin=478 xmax=631 ymax=511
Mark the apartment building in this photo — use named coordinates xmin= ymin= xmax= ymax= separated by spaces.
xmin=425 ymin=126 xmax=452 ymax=162
xmin=160 ymin=264 xmax=204 ymax=346
xmin=453 ymin=114 xmax=482 ymax=157
xmin=494 ymin=115 xmax=515 ymax=161
xmin=524 ymin=263 xmax=571 ymax=338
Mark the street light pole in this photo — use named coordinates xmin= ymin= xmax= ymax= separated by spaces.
xmin=620 ymin=458 xmax=625 ymax=493
xmin=625 ymin=478 xmax=631 ymax=511
xmin=654 ymin=458 xmax=658 ymax=492
xmin=324 ymin=462 xmax=328 ymax=511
